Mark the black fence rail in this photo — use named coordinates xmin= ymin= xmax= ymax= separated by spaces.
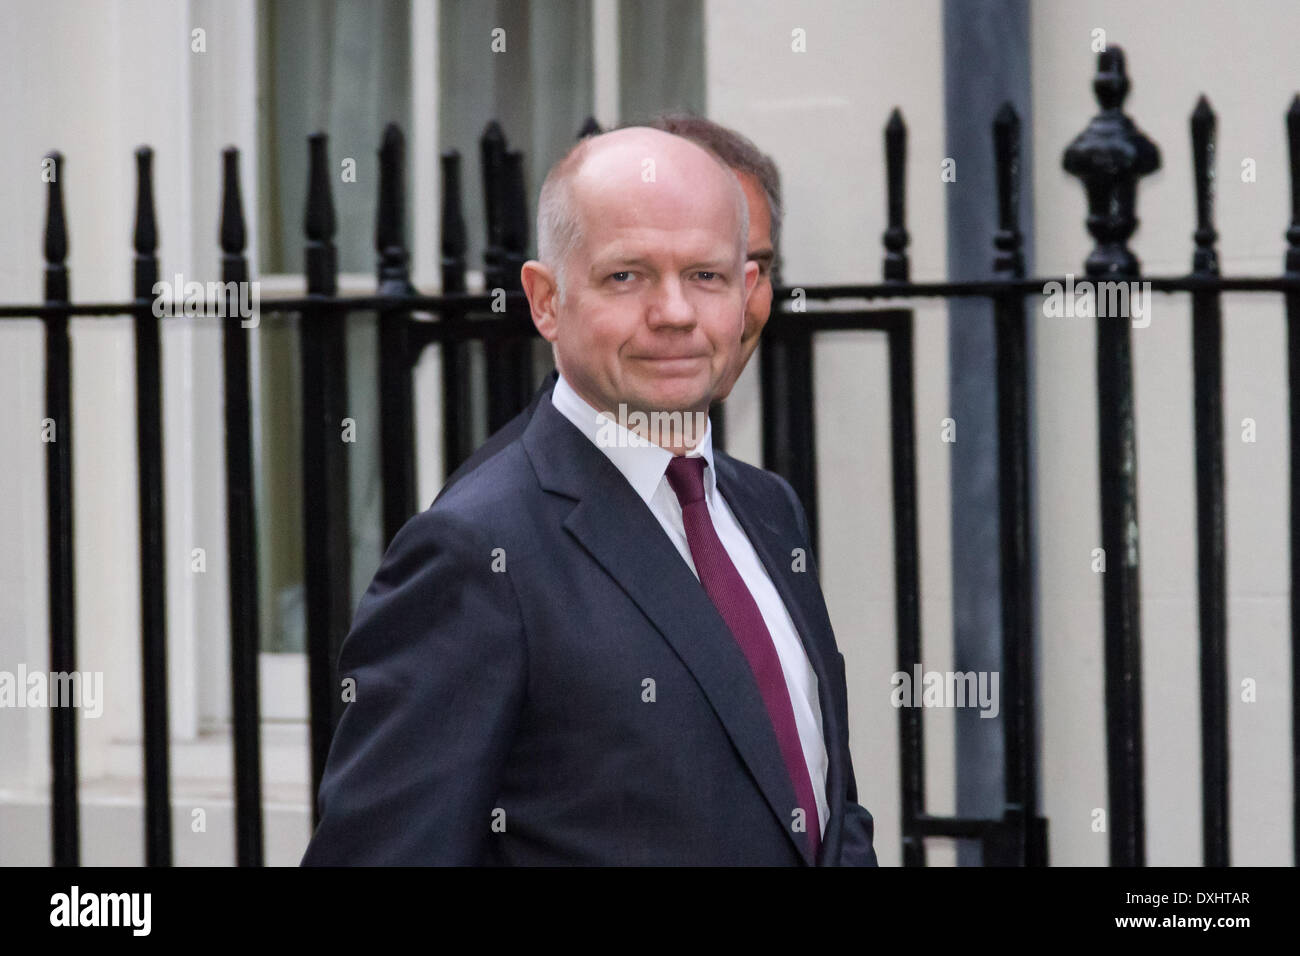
xmin=2 ymin=45 xmax=1296 ymax=867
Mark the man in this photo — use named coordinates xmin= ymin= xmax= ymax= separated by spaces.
xmin=302 ymin=126 xmax=878 ymax=865
xmin=436 ymin=113 xmax=780 ymax=500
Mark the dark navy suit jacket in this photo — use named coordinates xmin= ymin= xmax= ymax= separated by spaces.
xmin=301 ymin=374 xmax=879 ymax=865
xmin=435 ymin=369 xmax=561 ymax=503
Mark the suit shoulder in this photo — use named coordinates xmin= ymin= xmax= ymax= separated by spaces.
xmin=427 ymin=438 xmax=537 ymax=526
xmin=715 ymin=449 xmax=798 ymax=502
xmin=437 ymin=408 xmax=533 ymax=500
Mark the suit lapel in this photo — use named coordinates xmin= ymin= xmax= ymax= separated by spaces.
xmin=523 ymin=398 xmax=814 ymax=865
xmin=713 ymin=452 xmax=848 ymax=866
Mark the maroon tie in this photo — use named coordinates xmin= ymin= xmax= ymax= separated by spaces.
xmin=664 ymin=454 xmax=821 ymax=861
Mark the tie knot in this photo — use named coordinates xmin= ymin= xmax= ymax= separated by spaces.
xmin=665 ymin=454 xmax=707 ymax=507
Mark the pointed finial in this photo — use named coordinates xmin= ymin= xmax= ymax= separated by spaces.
xmin=43 ymin=150 xmax=68 ymax=302
xmin=305 ymin=132 xmax=336 ymax=243
xmin=133 ymin=146 xmax=160 ymax=300
xmin=44 ymin=151 xmax=67 ymax=268
xmin=882 ymin=108 xmax=909 ymax=282
xmin=1094 ymin=46 xmax=1130 ymax=111
xmin=304 ymin=132 xmax=337 ymax=296
xmin=992 ymin=102 xmax=1024 ymax=277
xmin=221 ymin=147 xmax=247 ymax=255
xmin=376 ymin=122 xmax=413 ymax=293
xmin=133 ymin=147 xmax=157 ymax=257
xmin=1190 ymin=95 xmax=1218 ymax=275
xmin=1062 ymin=45 xmax=1160 ymax=276
xmin=441 ymin=149 xmax=467 ymax=294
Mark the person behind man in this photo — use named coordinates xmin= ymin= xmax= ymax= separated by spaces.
xmin=436 ymin=113 xmax=782 ymax=501
xmin=302 ymin=125 xmax=878 ymax=865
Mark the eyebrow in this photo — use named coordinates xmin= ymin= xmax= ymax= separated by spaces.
xmin=591 ymin=256 xmax=655 ymax=273
xmin=748 ymin=249 xmax=775 ymax=265
xmin=591 ymin=254 xmax=739 ymax=273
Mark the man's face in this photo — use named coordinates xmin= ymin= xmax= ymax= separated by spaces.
xmin=719 ymin=170 xmax=775 ymax=400
xmin=525 ymin=132 xmax=760 ymax=427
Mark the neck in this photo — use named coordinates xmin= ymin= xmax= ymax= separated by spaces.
xmin=558 ymin=369 xmax=712 ymax=455
xmin=598 ymin=403 xmax=710 ymax=456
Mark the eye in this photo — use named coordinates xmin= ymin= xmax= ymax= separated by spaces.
xmin=695 ymin=271 xmax=720 ymax=281
xmin=608 ymin=271 xmax=634 ymax=282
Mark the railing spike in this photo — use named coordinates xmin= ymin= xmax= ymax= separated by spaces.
xmin=376 ymin=122 xmax=413 ymax=294
xmin=133 ymin=147 xmax=157 ymax=259
xmin=1190 ymin=95 xmax=1219 ymax=276
xmin=220 ymin=146 xmax=247 ymax=256
xmin=304 ymin=133 xmax=337 ymax=296
xmin=440 ymin=150 xmax=467 ymax=294
xmin=1062 ymin=43 xmax=1156 ymax=868
xmin=1094 ymin=46 xmax=1130 ymax=111
xmin=1062 ymin=45 xmax=1160 ymax=277
xmin=305 ymin=132 xmax=336 ymax=243
xmin=481 ymin=121 xmax=509 ymax=288
xmin=43 ymin=151 xmax=68 ymax=301
xmin=992 ymin=102 xmax=1024 ymax=277
xmin=133 ymin=146 xmax=159 ymax=303
xmin=882 ymin=108 xmax=909 ymax=282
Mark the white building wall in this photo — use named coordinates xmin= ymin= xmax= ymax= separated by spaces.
xmin=1031 ymin=1 xmax=1297 ymax=866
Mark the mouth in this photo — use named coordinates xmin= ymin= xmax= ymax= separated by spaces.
xmin=634 ymin=356 xmax=708 ymax=374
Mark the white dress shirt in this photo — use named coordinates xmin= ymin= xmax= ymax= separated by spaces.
xmin=550 ymin=371 xmax=829 ymax=837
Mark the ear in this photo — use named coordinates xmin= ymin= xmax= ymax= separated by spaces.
xmin=521 ymin=260 xmax=561 ymax=342
xmin=741 ymin=259 xmax=760 ymax=305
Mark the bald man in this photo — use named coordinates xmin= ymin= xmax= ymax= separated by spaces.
xmin=302 ymin=127 xmax=878 ymax=866
xmin=436 ymin=113 xmax=780 ymax=501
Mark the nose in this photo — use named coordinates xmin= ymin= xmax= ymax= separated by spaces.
xmin=646 ymin=274 xmax=695 ymax=330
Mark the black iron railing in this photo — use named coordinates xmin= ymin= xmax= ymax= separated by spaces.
xmin=4 ymin=45 xmax=1298 ymax=868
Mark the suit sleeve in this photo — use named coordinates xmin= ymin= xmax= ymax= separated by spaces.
xmin=834 ymin=650 xmax=880 ymax=867
xmin=773 ymin=473 xmax=880 ymax=867
xmin=300 ymin=505 xmax=527 ymax=865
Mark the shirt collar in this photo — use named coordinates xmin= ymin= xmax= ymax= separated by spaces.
xmin=549 ymin=370 xmax=717 ymax=508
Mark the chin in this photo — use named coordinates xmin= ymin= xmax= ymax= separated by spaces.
xmin=639 ymin=383 xmax=711 ymax=414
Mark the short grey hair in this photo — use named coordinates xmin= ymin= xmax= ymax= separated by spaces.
xmin=535 ymin=138 xmax=593 ymax=297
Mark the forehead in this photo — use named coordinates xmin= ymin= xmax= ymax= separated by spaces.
xmin=573 ymin=181 xmax=742 ymax=265
xmin=584 ymin=224 xmax=740 ymax=268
